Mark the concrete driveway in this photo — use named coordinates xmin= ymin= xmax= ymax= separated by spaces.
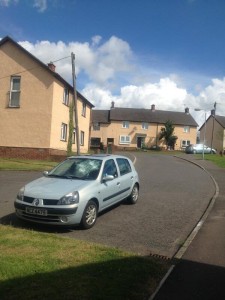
xmin=0 ymin=152 xmax=215 ymax=258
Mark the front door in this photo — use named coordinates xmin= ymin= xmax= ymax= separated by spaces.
xmin=137 ymin=137 xmax=145 ymax=148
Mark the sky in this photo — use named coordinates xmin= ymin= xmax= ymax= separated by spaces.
xmin=1 ymin=0 xmax=225 ymax=126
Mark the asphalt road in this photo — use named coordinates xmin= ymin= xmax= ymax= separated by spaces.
xmin=0 ymin=153 xmax=215 ymax=258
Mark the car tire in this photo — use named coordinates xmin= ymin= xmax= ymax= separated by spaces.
xmin=81 ymin=200 xmax=98 ymax=229
xmin=127 ymin=184 xmax=139 ymax=204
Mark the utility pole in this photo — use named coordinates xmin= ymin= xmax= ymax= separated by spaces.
xmin=71 ymin=52 xmax=80 ymax=155
xmin=210 ymin=101 xmax=216 ymax=150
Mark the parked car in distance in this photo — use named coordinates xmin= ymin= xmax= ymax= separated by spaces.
xmin=14 ymin=154 xmax=139 ymax=229
xmin=185 ymin=144 xmax=217 ymax=154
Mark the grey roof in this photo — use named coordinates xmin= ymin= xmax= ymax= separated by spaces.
xmin=92 ymin=110 xmax=110 ymax=123
xmin=0 ymin=36 xmax=94 ymax=108
xmin=215 ymin=115 xmax=225 ymax=128
xmin=92 ymin=107 xmax=198 ymax=127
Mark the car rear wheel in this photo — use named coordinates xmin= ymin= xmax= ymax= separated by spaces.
xmin=81 ymin=200 xmax=98 ymax=229
xmin=127 ymin=184 xmax=139 ymax=204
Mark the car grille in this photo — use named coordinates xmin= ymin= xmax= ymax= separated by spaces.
xmin=23 ymin=196 xmax=59 ymax=205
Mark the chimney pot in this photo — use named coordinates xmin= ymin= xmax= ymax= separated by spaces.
xmin=111 ymin=101 xmax=115 ymax=109
xmin=151 ymin=104 xmax=155 ymax=111
xmin=185 ymin=107 xmax=189 ymax=114
xmin=48 ymin=62 xmax=56 ymax=72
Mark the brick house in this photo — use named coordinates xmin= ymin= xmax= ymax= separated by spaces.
xmin=199 ymin=110 xmax=225 ymax=153
xmin=0 ymin=36 xmax=94 ymax=159
xmin=90 ymin=103 xmax=198 ymax=151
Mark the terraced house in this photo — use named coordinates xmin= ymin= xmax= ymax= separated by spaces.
xmin=0 ymin=36 xmax=94 ymax=159
xmin=91 ymin=103 xmax=198 ymax=151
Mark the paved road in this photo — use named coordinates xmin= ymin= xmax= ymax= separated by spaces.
xmin=0 ymin=153 xmax=215 ymax=258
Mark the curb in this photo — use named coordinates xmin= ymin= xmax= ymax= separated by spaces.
xmin=150 ymin=155 xmax=219 ymax=300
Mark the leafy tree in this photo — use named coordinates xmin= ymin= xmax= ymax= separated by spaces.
xmin=159 ymin=120 xmax=178 ymax=150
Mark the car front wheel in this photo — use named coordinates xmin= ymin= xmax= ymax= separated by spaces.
xmin=127 ymin=184 xmax=139 ymax=204
xmin=81 ymin=200 xmax=98 ymax=229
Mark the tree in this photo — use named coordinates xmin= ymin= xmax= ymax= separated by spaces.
xmin=159 ymin=120 xmax=178 ymax=150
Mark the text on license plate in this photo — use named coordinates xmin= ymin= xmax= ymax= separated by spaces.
xmin=26 ymin=207 xmax=47 ymax=216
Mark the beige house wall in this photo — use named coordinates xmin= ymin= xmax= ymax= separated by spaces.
xmin=0 ymin=39 xmax=93 ymax=157
xmin=200 ymin=117 xmax=225 ymax=152
xmin=91 ymin=121 xmax=197 ymax=150
xmin=0 ymin=41 xmax=53 ymax=149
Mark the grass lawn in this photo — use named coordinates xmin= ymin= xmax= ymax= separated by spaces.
xmin=0 ymin=158 xmax=58 ymax=171
xmin=0 ymin=225 xmax=170 ymax=300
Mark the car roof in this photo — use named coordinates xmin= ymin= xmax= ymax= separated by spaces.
xmin=68 ymin=154 xmax=130 ymax=160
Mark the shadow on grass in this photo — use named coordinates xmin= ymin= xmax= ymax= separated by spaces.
xmin=0 ymin=255 xmax=167 ymax=300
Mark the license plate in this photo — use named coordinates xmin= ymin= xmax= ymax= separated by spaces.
xmin=26 ymin=207 xmax=47 ymax=216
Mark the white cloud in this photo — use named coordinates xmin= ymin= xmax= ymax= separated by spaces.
xmin=0 ymin=0 xmax=18 ymax=6
xmin=18 ymin=36 xmax=225 ymax=128
xmin=33 ymin=0 xmax=47 ymax=12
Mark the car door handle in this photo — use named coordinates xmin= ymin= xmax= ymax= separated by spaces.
xmin=131 ymin=176 xmax=134 ymax=179
xmin=117 ymin=182 xmax=120 ymax=186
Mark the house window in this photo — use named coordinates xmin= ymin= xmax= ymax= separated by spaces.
xmin=9 ymin=76 xmax=21 ymax=107
xmin=142 ymin=122 xmax=148 ymax=130
xmin=93 ymin=122 xmax=100 ymax=131
xmin=184 ymin=126 xmax=190 ymax=133
xmin=82 ymin=103 xmax=86 ymax=117
xmin=91 ymin=137 xmax=101 ymax=147
xmin=182 ymin=140 xmax=190 ymax=148
xmin=63 ymin=88 xmax=69 ymax=105
xmin=80 ymin=131 xmax=84 ymax=146
xmin=122 ymin=121 xmax=129 ymax=128
xmin=119 ymin=135 xmax=130 ymax=144
xmin=61 ymin=123 xmax=67 ymax=141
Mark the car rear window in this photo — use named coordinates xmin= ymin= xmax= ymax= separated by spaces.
xmin=116 ymin=158 xmax=132 ymax=175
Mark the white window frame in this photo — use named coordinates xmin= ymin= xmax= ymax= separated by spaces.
xmin=9 ymin=76 xmax=21 ymax=107
xmin=142 ymin=122 xmax=148 ymax=130
xmin=93 ymin=122 xmax=100 ymax=131
xmin=61 ymin=123 xmax=67 ymax=141
xmin=122 ymin=121 xmax=129 ymax=128
xmin=119 ymin=135 xmax=131 ymax=144
xmin=184 ymin=126 xmax=190 ymax=133
xmin=181 ymin=140 xmax=190 ymax=148
xmin=80 ymin=131 xmax=84 ymax=146
xmin=63 ymin=88 xmax=69 ymax=106
xmin=82 ymin=102 xmax=86 ymax=117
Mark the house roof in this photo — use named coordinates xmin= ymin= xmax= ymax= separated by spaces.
xmin=91 ymin=110 xmax=110 ymax=123
xmin=0 ymin=36 xmax=94 ymax=108
xmin=215 ymin=115 xmax=225 ymax=128
xmin=92 ymin=107 xmax=198 ymax=127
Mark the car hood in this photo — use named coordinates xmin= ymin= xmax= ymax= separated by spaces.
xmin=24 ymin=176 xmax=92 ymax=199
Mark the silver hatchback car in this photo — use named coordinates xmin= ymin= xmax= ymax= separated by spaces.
xmin=14 ymin=154 xmax=139 ymax=229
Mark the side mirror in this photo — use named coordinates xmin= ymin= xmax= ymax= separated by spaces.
xmin=103 ymin=174 xmax=114 ymax=182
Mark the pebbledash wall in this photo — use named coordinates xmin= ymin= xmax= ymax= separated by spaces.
xmin=0 ymin=36 xmax=93 ymax=160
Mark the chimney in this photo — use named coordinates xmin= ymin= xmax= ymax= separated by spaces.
xmin=185 ymin=107 xmax=189 ymax=114
xmin=211 ymin=109 xmax=215 ymax=116
xmin=151 ymin=104 xmax=155 ymax=111
xmin=111 ymin=101 xmax=115 ymax=109
xmin=48 ymin=62 xmax=56 ymax=72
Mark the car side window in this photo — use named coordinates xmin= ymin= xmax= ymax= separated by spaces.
xmin=103 ymin=159 xmax=118 ymax=178
xmin=116 ymin=158 xmax=132 ymax=176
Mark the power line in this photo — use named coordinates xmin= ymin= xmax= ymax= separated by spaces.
xmin=0 ymin=55 xmax=71 ymax=80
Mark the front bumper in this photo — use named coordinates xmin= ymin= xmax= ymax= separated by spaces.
xmin=14 ymin=201 xmax=80 ymax=225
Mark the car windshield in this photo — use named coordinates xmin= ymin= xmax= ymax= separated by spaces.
xmin=48 ymin=158 xmax=102 ymax=180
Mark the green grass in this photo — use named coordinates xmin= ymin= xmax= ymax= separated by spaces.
xmin=0 ymin=158 xmax=58 ymax=171
xmin=0 ymin=225 xmax=170 ymax=300
xmin=198 ymin=154 xmax=225 ymax=168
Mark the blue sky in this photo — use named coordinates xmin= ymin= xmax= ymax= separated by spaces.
xmin=1 ymin=0 xmax=225 ymax=125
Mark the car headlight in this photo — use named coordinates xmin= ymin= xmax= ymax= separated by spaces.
xmin=17 ymin=187 xmax=25 ymax=201
xmin=58 ymin=191 xmax=79 ymax=205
